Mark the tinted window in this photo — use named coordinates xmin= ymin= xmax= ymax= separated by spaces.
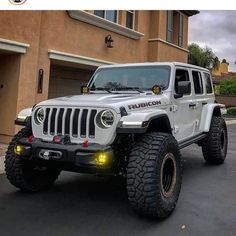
xmin=106 ymin=10 xmax=117 ymax=22
xmin=126 ymin=11 xmax=134 ymax=29
xmin=178 ymin=14 xmax=183 ymax=47
xmin=167 ymin=11 xmax=173 ymax=43
xmin=89 ymin=66 xmax=171 ymax=90
xmin=94 ymin=10 xmax=117 ymax=23
xmin=175 ymin=69 xmax=191 ymax=95
xmin=94 ymin=10 xmax=105 ymax=18
xmin=204 ymin=73 xmax=213 ymax=94
xmin=192 ymin=71 xmax=203 ymax=94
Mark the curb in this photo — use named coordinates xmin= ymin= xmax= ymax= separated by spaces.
xmin=0 ymin=156 xmax=5 ymax=174
xmin=226 ymin=120 xmax=236 ymax=125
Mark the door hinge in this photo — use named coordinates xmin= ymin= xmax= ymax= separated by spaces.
xmin=172 ymin=105 xmax=178 ymax=113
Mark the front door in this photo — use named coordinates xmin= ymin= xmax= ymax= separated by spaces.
xmin=172 ymin=68 xmax=196 ymax=142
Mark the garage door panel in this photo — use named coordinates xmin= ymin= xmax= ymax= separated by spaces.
xmin=49 ymin=65 xmax=95 ymax=99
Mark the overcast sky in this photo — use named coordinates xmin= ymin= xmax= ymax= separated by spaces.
xmin=188 ymin=11 xmax=236 ymax=71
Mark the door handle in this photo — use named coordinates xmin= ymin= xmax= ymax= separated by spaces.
xmin=189 ymin=103 xmax=197 ymax=108
xmin=202 ymin=101 xmax=207 ymax=106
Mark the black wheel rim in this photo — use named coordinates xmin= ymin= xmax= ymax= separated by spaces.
xmin=220 ymin=129 xmax=226 ymax=153
xmin=160 ymin=153 xmax=177 ymax=198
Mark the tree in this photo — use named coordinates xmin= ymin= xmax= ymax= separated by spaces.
xmin=188 ymin=43 xmax=220 ymax=69
xmin=219 ymin=76 xmax=236 ymax=95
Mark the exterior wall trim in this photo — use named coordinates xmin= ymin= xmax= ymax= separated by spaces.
xmin=68 ymin=10 xmax=144 ymax=40
xmin=48 ymin=50 xmax=115 ymax=67
xmin=148 ymin=38 xmax=189 ymax=53
xmin=0 ymin=38 xmax=30 ymax=54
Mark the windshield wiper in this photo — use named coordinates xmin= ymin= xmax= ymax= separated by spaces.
xmin=89 ymin=87 xmax=112 ymax=93
xmin=114 ymin=87 xmax=145 ymax=93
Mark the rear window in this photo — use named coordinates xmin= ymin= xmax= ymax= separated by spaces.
xmin=203 ymin=73 xmax=213 ymax=94
xmin=192 ymin=71 xmax=203 ymax=94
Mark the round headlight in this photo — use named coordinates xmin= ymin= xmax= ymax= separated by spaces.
xmin=34 ymin=108 xmax=45 ymax=125
xmin=98 ymin=110 xmax=115 ymax=128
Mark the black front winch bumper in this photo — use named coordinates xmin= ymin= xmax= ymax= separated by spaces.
xmin=16 ymin=138 xmax=115 ymax=173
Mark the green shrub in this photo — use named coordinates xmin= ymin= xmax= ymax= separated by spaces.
xmin=227 ymin=107 xmax=236 ymax=116
xmin=220 ymin=76 xmax=236 ymax=95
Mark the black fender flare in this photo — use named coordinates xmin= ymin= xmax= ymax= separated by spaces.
xmin=116 ymin=114 xmax=172 ymax=134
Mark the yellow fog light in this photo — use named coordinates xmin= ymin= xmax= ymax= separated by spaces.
xmin=14 ymin=144 xmax=23 ymax=156
xmin=95 ymin=152 xmax=109 ymax=166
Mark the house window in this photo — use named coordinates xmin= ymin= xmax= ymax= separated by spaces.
xmin=94 ymin=10 xmax=117 ymax=23
xmin=126 ymin=10 xmax=135 ymax=29
xmin=178 ymin=14 xmax=184 ymax=47
xmin=192 ymin=71 xmax=203 ymax=94
xmin=94 ymin=10 xmax=105 ymax=18
xmin=167 ymin=11 xmax=174 ymax=43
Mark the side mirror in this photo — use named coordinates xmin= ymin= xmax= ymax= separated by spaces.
xmin=174 ymin=81 xmax=191 ymax=98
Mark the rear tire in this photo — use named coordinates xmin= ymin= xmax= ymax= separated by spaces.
xmin=126 ymin=132 xmax=182 ymax=219
xmin=202 ymin=116 xmax=228 ymax=165
xmin=5 ymin=128 xmax=61 ymax=192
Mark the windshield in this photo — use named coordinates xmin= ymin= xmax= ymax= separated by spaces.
xmin=88 ymin=66 xmax=171 ymax=91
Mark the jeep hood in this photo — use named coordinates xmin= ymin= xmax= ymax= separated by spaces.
xmin=37 ymin=93 xmax=170 ymax=113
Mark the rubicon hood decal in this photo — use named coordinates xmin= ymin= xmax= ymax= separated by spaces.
xmin=128 ymin=100 xmax=161 ymax=110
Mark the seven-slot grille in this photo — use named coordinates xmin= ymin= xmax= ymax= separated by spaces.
xmin=43 ymin=108 xmax=97 ymax=138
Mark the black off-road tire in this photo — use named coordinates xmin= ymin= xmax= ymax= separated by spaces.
xmin=126 ymin=132 xmax=182 ymax=219
xmin=202 ymin=116 xmax=228 ymax=165
xmin=5 ymin=128 xmax=61 ymax=192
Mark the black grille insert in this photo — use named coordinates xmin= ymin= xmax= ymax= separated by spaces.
xmin=89 ymin=110 xmax=97 ymax=137
xmin=43 ymin=108 xmax=50 ymax=134
xmin=50 ymin=108 xmax=57 ymax=135
xmin=81 ymin=109 xmax=88 ymax=137
xmin=72 ymin=109 xmax=80 ymax=137
xmin=57 ymin=108 xmax=64 ymax=135
xmin=65 ymin=109 xmax=72 ymax=135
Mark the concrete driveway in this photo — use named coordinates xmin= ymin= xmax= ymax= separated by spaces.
xmin=0 ymin=125 xmax=236 ymax=236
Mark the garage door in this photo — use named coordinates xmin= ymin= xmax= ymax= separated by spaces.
xmin=48 ymin=65 xmax=95 ymax=99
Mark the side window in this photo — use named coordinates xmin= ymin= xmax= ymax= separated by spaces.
xmin=203 ymin=73 xmax=213 ymax=94
xmin=192 ymin=71 xmax=203 ymax=95
xmin=175 ymin=69 xmax=191 ymax=95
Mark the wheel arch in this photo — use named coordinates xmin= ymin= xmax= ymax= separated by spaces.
xmin=199 ymin=103 xmax=225 ymax=132
xmin=117 ymin=110 xmax=172 ymax=134
xmin=146 ymin=115 xmax=172 ymax=134
xmin=15 ymin=108 xmax=32 ymax=128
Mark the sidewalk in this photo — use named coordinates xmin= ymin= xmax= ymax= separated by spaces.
xmin=225 ymin=117 xmax=236 ymax=125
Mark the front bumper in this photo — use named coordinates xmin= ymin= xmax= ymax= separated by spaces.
xmin=17 ymin=138 xmax=115 ymax=173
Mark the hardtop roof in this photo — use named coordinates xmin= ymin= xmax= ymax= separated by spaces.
xmin=98 ymin=62 xmax=210 ymax=73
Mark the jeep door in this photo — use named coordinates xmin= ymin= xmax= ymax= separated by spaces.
xmin=172 ymin=67 xmax=196 ymax=142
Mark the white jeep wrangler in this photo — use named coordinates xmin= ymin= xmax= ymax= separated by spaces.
xmin=5 ymin=62 xmax=228 ymax=219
